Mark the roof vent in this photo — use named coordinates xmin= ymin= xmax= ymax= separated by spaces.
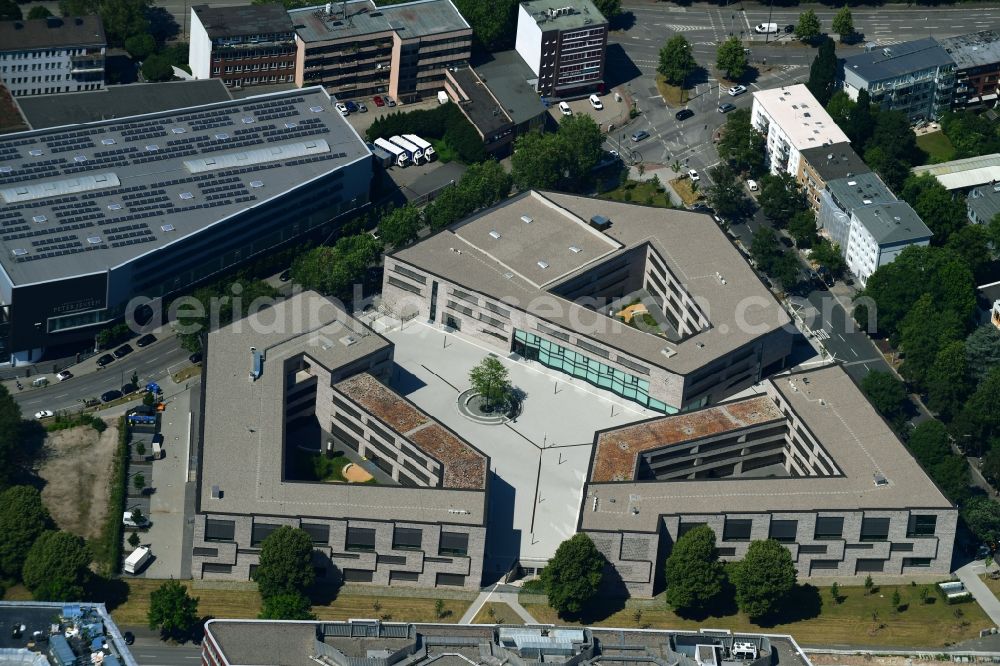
xmin=12 ymin=248 xmax=27 ymax=256
xmin=32 ymin=215 xmax=47 ymax=223
xmin=489 ymin=230 xmax=502 ymax=240
xmin=284 ymin=122 xmax=297 ymax=129
xmin=215 ymin=132 xmax=229 ymax=140
xmin=250 ymin=180 xmax=263 ymax=188
xmin=847 ymin=180 xmax=857 ymax=186
xmin=211 ymin=485 xmax=222 ymax=499
xmin=520 ymin=215 xmax=533 ymax=224
xmin=537 ymin=260 xmax=549 ymax=269
xmin=146 ymin=144 xmax=159 ymax=151
xmin=862 ymin=198 xmax=872 ymax=205
xmin=242 ymin=117 xmax=255 ymax=124
xmin=171 ymin=127 xmax=186 ymax=134
xmin=873 ymin=472 xmax=889 ymax=487
xmin=86 ymin=236 xmax=102 ymax=244
xmin=101 ymin=138 xmax=116 ymax=146
xmin=339 ymin=335 xmax=357 ymax=347
xmin=179 ymin=192 xmax=194 ymax=200
xmin=590 ymin=214 xmax=611 ymax=230
xmin=0 ymin=166 xmax=11 ymax=173
xmin=661 ymin=347 xmax=677 ymax=359
xmin=161 ymin=223 xmax=175 ymax=232
xmin=569 ymin=245 xmax=581 ymax=253
xmin=74 ymin=155 xmax=87 ymax=162
xmin=309 ymin=106 xmax=324 ymax=113
xmin=29 ymin=149 xmax=43 ymax=156
xmin=503 ymin=272 xmax=513 ymax=280
xmin=108 ymin=203 xmax=122 ymax=211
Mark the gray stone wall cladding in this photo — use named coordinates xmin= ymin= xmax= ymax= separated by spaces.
xmin=586 ymin=509 xmax=957 ymax=598
xmin=192 ymin=514 xmax=486 ymax=590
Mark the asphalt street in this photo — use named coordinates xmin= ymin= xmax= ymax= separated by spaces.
xmin=124 ymin=631 xmax=202 ymax=666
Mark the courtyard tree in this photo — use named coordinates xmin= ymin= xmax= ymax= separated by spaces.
xmin=899 ymin=293 xmax=963 ymax=387
xmin=148 ymin=580 xmax=200 ymax=640
xmin=253 ymin=526 xmax=317 ymax=599
xmin=22 ymin=531 xmax=91 ymax=601
xmin=664 ymin=525 xmax=725 ymax=615
xmin=731 ymin=539 xmax=797 ymax=620
xmin=794 ymin=9 xmax=822 ymax=42
xmin=715 ymin=37 xmax=747 ymax=81
xmin=832 ymin=6 xmax=854 ymax=40
xmin=468 ymin=357 xmax=512 ymax=413
xmin=0 ymin=486 xmax=53 ymax=581
xmin=541 ymin=534 xmax=606 ymax=617
xmin=124 ymin=33 xmax=156 ymax=60
xmin=658 ymin=35 xmax=696 ymax=87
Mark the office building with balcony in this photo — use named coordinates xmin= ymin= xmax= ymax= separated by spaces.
xmin=750 ymin=85 xmax=850 ymax=177
xmin=189 ymin=4 xmax=297 ymax=89
xmin=0 ymin=16 xmax=105 ymax=97
xmin=797 ymin=142 xmax=870 ymax=212
xmin=0 ymin=87 xmax=372 ymax=363
xmin=940 ymin=31 xmax=1000 ymax=110
xmin=581 ymin=365 xmax=957 ymax=597
xmin=193 ymin=290 xmax=488 ymax=589
xmin=290 ymin=0 xmax=471 ymax=104
xmin=841 ymin=39 xmax=956 ymax=121
xmin=381 ymin=191 xmax=794 ymax=416
xmin=515 ymin=0 xmax=608 ymax=98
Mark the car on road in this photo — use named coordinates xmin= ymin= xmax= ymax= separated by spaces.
xmin=817 ymin=265 xmax=835 ymax=286
xmin=113 ymin=344 xmax=134 ymax=359
xmin=609 ymin=149 xmax=620 ymax=159
xmin=56 ymin=370 xmax=73 ymax=381
xmin=385 ymin=96 xmax=396 ymax=107
xmin=779 ymin=236 xmax=794 ymax=248
xmin=101 ymin=390 xmax=123 ymax=403
xmin=335 ymin=102 xmax=349 ymax=116
xmin=718 ymin=102 xmax=736 ymax=113
xmin=746 ymin=178 xmax=759 ymax=192
xmin=97 ymin=353 xmax=115 ymax=367
xmin=675 ymin=108 xmax=694 ymax=121
xmin=34 ymin=410 xmax=53 ymax=419
xmin=344 ymin=100 xmax=358 ymax=113
xmin=558 ymin=101 xmax=572 ymax=116
xmin=728 ymin=85 xmax=747 ymax=96
xmin=373 ymin=95 xmax=385 ymax=107
xmin=123 ymin=632 xmax=135 ymax=646
xmin=279 ymin=269 xmax=291 ymax=282
xmin=631 ymin=130 xmax=650 ymax=142
xmin=589 ymin=94 xmax=603 ymax=110
xmin=687 ymin=169 xmax=700 ymax=182
xmin=753 ymin=22 xmax=778 ymax=34
xmin=784 ymin=24 xmax=795 ymax=33
xmin=136 ymin=333 xmax=156 ymax=348
xmin=357 ymin=101 xmax=368 ymax=112
xmin=189 ymin=351 xmax=203 ymax=364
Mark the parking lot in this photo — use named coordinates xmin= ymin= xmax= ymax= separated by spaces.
xmin=548 ymin=90 xmax=632 ymax=132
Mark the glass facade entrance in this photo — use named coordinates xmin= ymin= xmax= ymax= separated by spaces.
xmin=512 ymin=329 xmax=676 ymax=413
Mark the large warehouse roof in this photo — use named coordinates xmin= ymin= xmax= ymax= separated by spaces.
xmin=0 ymin=87 xmax=370 ymax=286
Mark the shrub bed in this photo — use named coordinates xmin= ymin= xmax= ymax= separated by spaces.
xmin=91 ymin=417 xmax=130 ymax=576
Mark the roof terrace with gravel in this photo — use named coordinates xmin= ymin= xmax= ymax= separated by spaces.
xmin=334 ymin=373 xmax=488 ymax=490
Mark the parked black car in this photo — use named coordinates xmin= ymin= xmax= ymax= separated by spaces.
xmin=121 ymin=383 xmax=138 ymax=395
xmin=101 ymin=390 xmax=123 ymax=403
xmin=189 ymin=351 xmax=203 ymax=364
xmin=123 ymin=632 xmax=135 ymax=646
xmin=136 ymin=333 xmax=157 ymax=348
xmin=113 ymin=344 xmax=134 ymax=359
xmin=779 ymin=236 xmax=794 ymax=248
xmin=97 ymin=354 xmax=115 ymax=367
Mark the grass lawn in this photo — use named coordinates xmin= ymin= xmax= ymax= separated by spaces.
xmin=288 ymin=448 xmax=361 ymax=483
xmin=429 ymin=138 xmax=458 ymax=163
xmin=916 ymin=131 xmax=956 ymax=163
xmin=523 ymin=583 xmax=989 ymax=648
xmin=171 ymin=365 xmax=202 ymax=383
xmin=600 ymin=180 xmax=674 ymax=208
xmin=655 ymin=74 xmax=689 ymax=107
xmin=670 ymin=177 xmax=703 ymax=207
xmin=471 ymin=602 xmax=519 ymax=624
xmin=982 ymin=573 xmax=1000 ymax=598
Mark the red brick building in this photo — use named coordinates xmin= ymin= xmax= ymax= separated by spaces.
xmin=189 ymin=4 xmax=297 ymax=89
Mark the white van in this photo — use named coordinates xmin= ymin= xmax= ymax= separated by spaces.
xmin=589 ymin=94 xmax=603 ymax=110
xmin=124 ymin=546 xmax=151 ymax=575
xmin=558 ymin=101 xmax=572 ymax=116
xmin=747 ymin=179 xmax=759 ymax=192
xmin=122 ymin=510 xmax=149 ymax=528
xmin=754 ymin=23 xmax=778 ymax=34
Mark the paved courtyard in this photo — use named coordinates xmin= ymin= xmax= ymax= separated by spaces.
xmin=383 ymin=319 xmax=652 ymax=578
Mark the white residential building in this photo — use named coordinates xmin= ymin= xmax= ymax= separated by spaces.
xmin=0 ymin=16 xmax=105 ymax=97
xmin=844 ymin=200 xmax=932 ymax=286
xmin=750 ymin=84 xmax=849 ymax=177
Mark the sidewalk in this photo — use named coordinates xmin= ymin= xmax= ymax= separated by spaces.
xmin=955 ymin=561 xmax=1000 ymax=627
xmin=460 ymin=586 xmax=539 ymax=625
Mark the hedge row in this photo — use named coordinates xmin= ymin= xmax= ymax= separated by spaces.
xmin=92 ymin=417 xmax=130 ymax=577
xmin=365 ymin=103 xmax=486 ymax=163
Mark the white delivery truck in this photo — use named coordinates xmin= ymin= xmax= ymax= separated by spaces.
xmin=403 ymin=134 xmax=436 ymax=161
xmin=754 ymin=22 xmax=778 ymax=33
xmin=388 ymin=135 xmax=423 ymax=164
xmin=373 ymin=137 xmax=409 ymax=167
xmin=124 ymin=546 xmax=151 ymax=574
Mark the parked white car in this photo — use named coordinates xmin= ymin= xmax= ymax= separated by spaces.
xmin=688 ymin=169 xmax=700 ymax=182
xmin=589 ymin=94 xmax=603 ymax=110
xmin=56 ymin=370 xmax=73 ymax=381
xmin=747 ymin=178 xmax=759 ymax=192
xmin=728 ymin=85 xmax=747 ymax=96
xmin=558 ymin=101 xmax=572 ymax=116
xmin=34 ymin=410 xmax=53 ymax=419
xmin=335 ymin=102 xmax=349 ymax=116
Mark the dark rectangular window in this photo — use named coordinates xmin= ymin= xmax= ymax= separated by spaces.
xmin=907 ymin=514 xmax=937 ymax=538
xmin=536 ymin=323 xmax=570 ymax=341
xmin=447 ymin=301 xmax=474 ymax=317
xmin=648 ymin=251 xmax=666 ymax=276
xmin=332 ymin=552 xmax=361 ymax=560
xmin=202 ymin=563 xmax=233 ymax=574
xmin=251 ymin=522 xmax=281 ymax=547
xmin=425 ymin=556 xmax=452 ymax=563
xmin=342 ymin=568 xmax=374 ymax=582
xmin=479 ymin=314 xmax=505 ymax=330
xmin=205 ymin=518 xmax=236 ymax=542
xmin=903 ymin=557 xmax=932 ymax=568
xmin=392 ymin=264 xmax=426 ymax=284
xmin=576 ymin=338 xmax=610 ymax=359
xmin=615 ymin=356 xmax=650 ymax=376
xmin=387 ymin=276 xmax=421 ymax=294
xmin=436 ymin=572 xmax=466 ymax=586
xmin=814 ymin=516 xmax=844 ymax=540
xmin=393 ymin=527 xmax=423 ymax=551
xmin=301 ymin=523 xmax=330 ymax=545
xmin=717 ymin=547 xmax=736 ymax=556
xmin=484 ymin=301 xmax=511 ymax=318
xmin=890 ymin=542 xmax=914 ymax=552
xmin=390 ymin=570 xmax=420 ymax=583
xmin=378 ymin=554 xmax=406 ymax=565
xmin=769 ymin=519 xmax=798 ymax=543
xmin=330 ymin=424 xmax=360 ymax=451
xmin=809 ymin=559 xmax=840 ymax=572
xmin=193 ymin=547 xmax=218 ymax=557
xmin=368 ymin=420 xmax=394 ymax=444
xmin=846 ymin=543 xmax=874 ymax=549
xmin=346 ymin=527 xmax=377 ymax=552
xmin=798 ymin=544 xmax=828 ymax=554
xmin=332 ymin=394 xmax=360 ymax=418
xmin=452 ymin=289 xmax=478 ymax=305
xmin=855 ymin=558 xmax=886 ymax=573
xmin=677 ymin=522 xmax=706 ymax=538
xmin=860 ymin=517 xmax=891 ymax=542
xmin=335 ymin=412 xmax=364 ymax=436
xmin=723 ymin=518 xmax=752 ymax=542
xmin=439 ymin=531 xmax=469 ymax=556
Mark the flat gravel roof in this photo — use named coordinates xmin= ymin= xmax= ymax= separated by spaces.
xmin=290 ymin=0 xmax=469 ymax=43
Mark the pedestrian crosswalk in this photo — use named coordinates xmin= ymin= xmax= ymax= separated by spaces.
xmin=813 ymin=328 xmax=831 ymax=340
xmin=664 ymin=24 xmax=713 ymax=32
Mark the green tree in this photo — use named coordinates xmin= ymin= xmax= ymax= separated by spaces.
xmin=991 ymin=213 xmax=1000 ymax=253
xmin=253 ymin=526 xmax=317 ymax=599
xmin=0 ymin=486 xmax=53 ymax=581
xmin=982 ymin=448 xmax=1000 ymax=487
xmin=830 ymin=581 xmax=841 ymax=604
xmin=750 ymin=227 xmax=782 ymax=273
xmin=795 ymin=9 xmax=822 ymax=42
xmin=940 ymin=111 xmax=1000 ymax=160
xmin=128 ymin=531 xmax=141 ymax=549
xmin=861 ymin=370 xmax=908 ymax=424
xmin=955 ymin=367 xmax=1000 ymax=453
xmin=512 ymin=116 xmax=603 ymax=192
xmin=759 ymin=173 xmax=806 ymax=226
xmin=148 ymin=580 xmax=200 ymax=639
xmin=291 ymin=234 xmax=380 ymax=300
xmin=771 ymin=252 xmax=801 ymax=288
xmin=0 ymin=0 xmax=22 ymax=20
xmin=99 ymin=0 xmax=150 ymax=47
xmin=142 ymin=54 xmax=175 ymax=82
xmin=468 ymin=356 xmax=512 ymax=412
xmin=541 ymin=534 xmax=605 ymax=617
xmin=0 ymin=385 xmax=24 ymax=489
xmin=787 ymin=208 xmax=818 ymax=248
xmin=59 ymin=0 xmax=97 ymax=17
xmin=133 ymin=473 xmax=146 ymax=493
xmin=966 ymin=324 xmax=1000 ymax=383
xmin=832 ymin=6 xmax=854 ymax=39
xmin=557 ymin=114 xmax=604 ymax=184
xmin=27 ymin=5 xmax=53 ymax=19
xmin=891 ymin=589 xmax=902 ymax=611
xmin=664 ymin=525 xmax=725 ymax=614
xmin=717 ymin=108 xmax=766 ymax=176
xmin=809 ymin=239 xmax=846 ymax=277
xmin=512 ymin=131 xmax=565 ymax=191
xmin=901 ymin=175 xmax=967 ymax=245
xmin=826 ymin=90 xmax=855 ymax=127
xmin=259 ymin=591 xmax=316 ymax=620
xmin=931 ymin=455 xmax=972 ymax=504
xmin=865 ymin=110 xmax=926 ymax=191
xmin=731 ymin=539 xmax=797 ymax=620
xmin=945 ymin=224 xmax=992 ymax=280
xmin=706 ymin=164 xmax=752 ymax=221
xmin=716 ymin=37 xmax=747 ymax=81
xmin=907 ymin=419 xmax=952 ymax=468
xmin=658 ymin=35 xmax=696 ymax=86
xmin=22 ymin=531 xmax=91 ymax=601
xmin=378 ymin=204 xmax=422 ymax=248
xmin=452 ymin=0 xmax=517 ymax=51
xmin=899 ymin=293 xmax=963 ymax=387
xmin=847 ymin=89 xmax=874 ymax=149
xmin=926 ymin=341 xmax=971 ymax=420
xmin=591 ymin=0 xmax=620 ymax=17
xmin=962 ymin=497 xmax=1000 ymax=546
xmin=806 ymin=37 xmax=837 ymax=106
xmin=124 ymin=33 xmax=156 ymax=60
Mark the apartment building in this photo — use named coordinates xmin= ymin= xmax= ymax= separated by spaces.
xmin=189 ymin=4 xmax=297 ymax=88
xmin=194 ymin=291 xmax=488 ymax=589
xmin=797 ymin=142 xmax=870 ymax=212
xmin=940 ymin=31 xmax=1000 ymax=110
xmin=818 ymin=171 xmax=895 ymax=250
xmin=381 ymin=191 xmax=794 ymax=415
xmin=750 ymin=85 xmax=850 ymax=177
xmin=841 ymin=39 xmax=956 ymax=121
xmin=0 ymin=16 xmax=105 ymax=97
xmin=844 ymin=200 xmax=932 ymax=286
xmin=966 ymin=183 xmax=1000 ymax=225
xmin=290 ymin=0 xmax=471 ymax=103
xmin=581 ymin=365 xmax=957 ymax=597
xmin=515 ymin=0 xmax=608 ymax=97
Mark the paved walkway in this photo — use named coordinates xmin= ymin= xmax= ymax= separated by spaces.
xmin=955 ymin=561 xmax=1000 ymax=627
xmin=460 ymin=585 xmax=539 ymax=625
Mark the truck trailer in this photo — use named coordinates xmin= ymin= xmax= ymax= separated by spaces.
xmin=373 ymin=138 xmax=409 ymax=167
xmin=388 ymin=135 xmax=423 ymax=164
xmin=402 ymin=134 xmax=436 ymax=161
xmin=124 ymin=546 xmax=151 ymax=574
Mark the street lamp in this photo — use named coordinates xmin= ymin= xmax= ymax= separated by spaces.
xmin=764 ymin=0 xmax=774 ymax=44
